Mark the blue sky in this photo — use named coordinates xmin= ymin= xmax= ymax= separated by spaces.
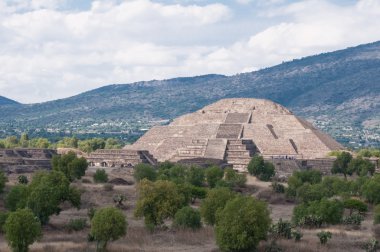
xmin=0 ymin=0 xmax=379 ymax=103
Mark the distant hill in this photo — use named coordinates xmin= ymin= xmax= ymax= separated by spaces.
xmin=0 ymin=96 xmax=19 ymax=106
xmin=1 ymin=41 xmax=379 ymax=147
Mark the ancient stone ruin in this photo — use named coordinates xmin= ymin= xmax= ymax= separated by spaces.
xmin=87 ymin=149 xmax=157 ymax=168
xmin=124 ymin=98 xmax=344 ymax=174
xmin=0 ymin=148 xmax=57 ymax=173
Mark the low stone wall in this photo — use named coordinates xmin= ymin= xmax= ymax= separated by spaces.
xmin=0 ymin=148 xmax=57 ymax=173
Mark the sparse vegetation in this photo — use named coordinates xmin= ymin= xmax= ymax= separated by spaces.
xmin=317 ymin=231 xmax=332 ymax=245
xmin=66 ymin=218 xmax=87 ymax=232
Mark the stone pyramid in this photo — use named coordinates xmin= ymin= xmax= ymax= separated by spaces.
xmin=125 ymin=98 xmax=344 ymax=171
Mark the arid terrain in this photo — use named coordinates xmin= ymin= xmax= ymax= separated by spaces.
xmin=0 ymin=168 xmax=377 ymax=252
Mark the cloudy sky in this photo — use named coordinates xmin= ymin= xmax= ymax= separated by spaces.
xmin=1 ymin=0 xmax=380 ymax=103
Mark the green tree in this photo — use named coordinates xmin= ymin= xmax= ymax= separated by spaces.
xmin=296 ymin=183 xmax=329 ymax=203
xmin=90 ymin=207 xmax=127 ymax=251
xmin=93 ymin=169 xmax=108 ymax=183
xmin=205 ymin=166 xmax=224 ymax=188
xmin=362 ymin=175 xmax=380 ymax=204
xmin=348 ymin=157 xmax=375 ymax=176
xmin=286 ymin=170 xmax=322 ymax=198
xmin=135 ymin=179 xmax=185 ymax=228
xmin=215 ymin=195 xmax=271 ymax=252
xmin=343 ymin=198 xmax=368 ymax=215
xmin=27 ymin=171 xmax=81 ymax=224
xmin=78 ymin=138 xmax=106 ymax=153
xmin=4 ymin=208 xmax=42 ymax=252
xmin=186 ymin=166 xmax=205 ymax=187
xmin=200 ymin=187 xmax=235 ymax=226
xmin=0 ymin=170 xmax=8 ymax=193
xmin=247 ymin=154 xmax=265 ymax=176
xmin=133 ymin=163 xmax=157 ymax=182
xmin=293 ymin=198 xmax=344 ymax=226
xmin=5 ymin=185 xmax=29 ymax=211
xmin=52 ymin=152 xmax=88 ymax=181
xmin=105 ymin=138 xmax=122 ymax=149
xmin=247 ymin=155 xmax=275 ymax=181
xmin=173 ymin=206 xmax=202 ymax=230
xmin=332 ymin=151 xmax=353 ymax=179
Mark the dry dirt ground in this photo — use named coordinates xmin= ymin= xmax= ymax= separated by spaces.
xmin=0 ymin=170 xmax=378 ymax=252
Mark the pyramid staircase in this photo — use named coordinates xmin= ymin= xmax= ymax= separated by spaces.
xmin=225 ymin=139 xmax=257 ymax=172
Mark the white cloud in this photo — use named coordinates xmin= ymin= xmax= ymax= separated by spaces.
xmin=0 ymin=0 xmax=379 ymax=103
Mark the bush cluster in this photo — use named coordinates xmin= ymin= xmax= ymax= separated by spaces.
xmin=247 ymin=155 xmax=275 ymax=181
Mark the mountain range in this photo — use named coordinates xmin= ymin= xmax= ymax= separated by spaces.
xmin=1 ymin=41 xmax=379 ymax=147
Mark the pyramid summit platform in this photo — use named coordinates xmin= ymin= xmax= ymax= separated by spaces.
xmin=124 ymin=98 xmax=344 ymax=172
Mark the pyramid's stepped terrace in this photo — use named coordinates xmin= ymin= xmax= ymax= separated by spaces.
xmin=125 ymin=98 xmax=345 ymax=172
xmin=0 ymin=148 xmax=57 ymax=173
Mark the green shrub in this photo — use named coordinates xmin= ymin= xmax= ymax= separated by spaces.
xmin=66 ymin=218 xmax=87 ymax=232
xmin=270 ymin=218 xmax=292 ymax=239
xmin=247 ymin=155 xmax=275 ymax=181
xmin=317 ymin=231 xmax=332 ymax=245
xmin=293 ymin=198 xmax=344 ymax=226
xmin=364 ymin=238 xmax=379 ymax=252
xmin=133 ymin=163 xmax=157 ymax=182
xmin=215 ymin=195 xmax=271 ymax=252
xmin=113 ymin=194 xmax=127 ymax=208
xmin=17 ymin=175 xmax=28 ymax=184
xmin=173 ymin=206 xmax=202 ymax=230
xmin=342 ymin=214 xmax=364 ymax=226
xmin=292 ymin=230 xmax=303 ymax=242
xmin=93 ymin=169 xmax=108 ymax=183
xmin=271 ymin=182 xmax=285 ymax=193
